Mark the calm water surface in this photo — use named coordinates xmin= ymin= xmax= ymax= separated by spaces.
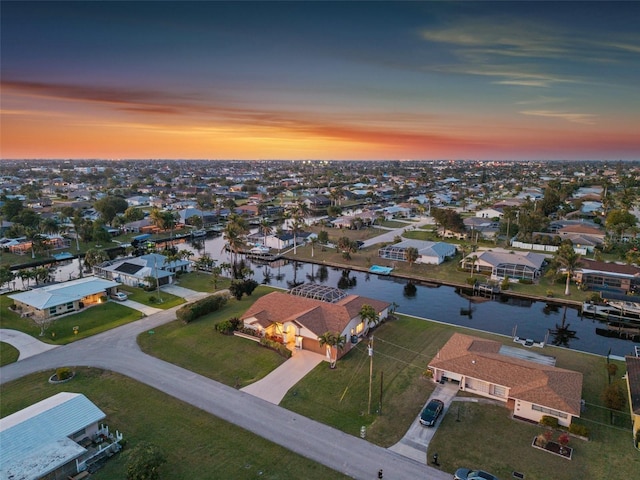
xmin=50 ymin=234 xmax=638 ymax=358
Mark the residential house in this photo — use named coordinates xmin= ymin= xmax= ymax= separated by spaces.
xmin=460 ymin=249 xmax=546 ymax=281
xmin=0 ymin=392 xmax=122 ymax=480
xmin=464 ymin=217 xmax=500 ymax=241
xmin=624 ymin=354 xmax=640 ymax=448
xmin=428 ymin=333 xmax=583 ymax=427
xmin=240 ymin=290 xmax=390 ymax=359
xmin=93 ymin=253 xmax=190 ymax=287
xmin=573 ymin=258 xmax=640 ymax=294
xmin=303 ymin=195 xmax=330 ymax=215
xmin=378 ymin=239 xmax=457 ymax=265
xmin=8 ymin=277 xmax=120 ymax=320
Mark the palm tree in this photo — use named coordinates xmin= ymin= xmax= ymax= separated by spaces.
xmin=309 ymin=237 xmax=319 ymax=258
xmin=258 ymin=219 xmax=273 ymax=247
xmin=405 ymin=247 xmax=419 ymax=267
xmin=317 ymin=331 xmax=346 ymax=369
xmin=555 ymin=243 xmax=582 ymax=296
xmin=359 ymin=304 xmax=378 ymax=333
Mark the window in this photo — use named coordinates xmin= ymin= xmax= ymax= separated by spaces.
xmin=531 ymin=404 xmax=568 ymax=419
xmin=492 ymin=385 xmax=507 ymax=397
xmin=356 ymin=322 xmax=364 ymax=334
xmin=50 ymin=307 xmax=57 ymax=314
xmin=66 ymin=302 xmax=74 ymax=309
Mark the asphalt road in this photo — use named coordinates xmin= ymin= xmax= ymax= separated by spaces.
xmin=0 ymin=304 xmax=451 ymax=480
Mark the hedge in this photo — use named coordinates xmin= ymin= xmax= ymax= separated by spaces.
xmin=260 ymin=337 xmax=292 ymax=358
xmin=177 ymin=294 xmax=229 ymax=324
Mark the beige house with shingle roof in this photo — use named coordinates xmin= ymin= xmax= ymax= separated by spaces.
xmin=241 ymin=291 xmax=389 ymax=359
xmin=625 ymin=355 xmax=640 ymax=447
xmin=428 ymin=333 xmax=583 ymax=427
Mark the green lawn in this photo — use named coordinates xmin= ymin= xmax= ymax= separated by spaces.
xmin=174 ymin=271 xmax=232 ymax=293
xmin=1 ymin=342 xmax=19 ymax=366
xmin=138 ymin=286 xmax=286 ymax=388
xmin=0 ymin=296 xmax=143 ymax=344
xmin=281 ymin=315 xmax=639 ymax=479
xmin=0 ymin=369 xmax=347 ymax=480
xmin=121 ymin=286 xmax=185 ymax=309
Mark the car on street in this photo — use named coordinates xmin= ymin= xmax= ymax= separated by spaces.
xmin=419 ymin=398 xmax=444 ymax=426
xmin=453 ymin=468 xmax=500 ymax=480
xmin=111 ymin=292 xmax=128 ymax=301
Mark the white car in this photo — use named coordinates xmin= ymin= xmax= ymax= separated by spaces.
xmin=111 ymin=292 xmax=128 ymax=301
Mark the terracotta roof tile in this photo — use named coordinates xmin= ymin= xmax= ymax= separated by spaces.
xmin=429 ymin=333 xmax=583 ymax=415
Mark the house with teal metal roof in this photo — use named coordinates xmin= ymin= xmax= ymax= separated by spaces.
xmin=0 ymin=392 xmax=122 ymax=480
xmin=8 ymin=277 xmax=120 ymax=320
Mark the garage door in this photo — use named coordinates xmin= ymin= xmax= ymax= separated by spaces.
xmin=444 ymin=371 xmax=462 ymax=382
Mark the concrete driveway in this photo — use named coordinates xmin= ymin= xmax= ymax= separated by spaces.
xmin=119 ymin=299 xmax=162 ymax=316
xmin=161 ymin=284 xmax=209 ymax=301
xmin=241 ymin=349 xmax=325 ymax=404
xmin=0 ymin=329 xmax=59 ymax=360
xmin=388 ymin=381 xmax=459 ymax=462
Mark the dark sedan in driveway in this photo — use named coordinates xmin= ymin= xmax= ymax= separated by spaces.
xmin=453 ymin=468 xmax=500 ymax=480
xmin=419 ymin=398 xmax=444 ymax=426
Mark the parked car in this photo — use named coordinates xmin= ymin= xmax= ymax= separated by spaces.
xmin=111 ymin=292 xmax=128 ymax=301
xmin=453 ymin=468 xmax=500 ymax=480
xmin=419 ymin=398 xmax=444 ymax=426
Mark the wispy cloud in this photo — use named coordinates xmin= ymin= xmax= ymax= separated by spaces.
xmin=1 ymin=78 xmax=484 ymax=150
xmin=520 ymin=110 xmax=598 ymax=125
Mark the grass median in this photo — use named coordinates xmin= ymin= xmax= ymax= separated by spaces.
xmin=0 ymin=368 xmax=347 ymax=480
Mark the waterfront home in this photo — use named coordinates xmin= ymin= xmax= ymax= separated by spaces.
xmin=378 ymin=239 xmax=456 ymax=265
xmin=428 ymin=333 xmax=583 ymax=427
xmin=460 ymin=249 xmax=546 ymax=282
xmin=240 ymin=290 xmax=389 ymax=359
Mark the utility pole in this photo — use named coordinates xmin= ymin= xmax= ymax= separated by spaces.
xmin=367 ymin=336 xmax=374 ymax=415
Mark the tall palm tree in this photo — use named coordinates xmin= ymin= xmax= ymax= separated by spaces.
xmin=359 ymin=304 xmax=378 ymax=333
xmin=317 ymin=331 xmax=346 ymax=369
xmin=555 ymin=243 xmax=582 ymax=296
xmin=258 ymin=219 xmax=273 ymax=247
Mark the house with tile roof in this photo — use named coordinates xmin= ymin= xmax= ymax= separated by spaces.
xmin=428 ymin=333 xmax=583 ymax=427
xmin=624 ymin=354 xmax=640 ymax=448
xmin=8 ymin=277 xmax=120 ymax=320
xmin=0 ymin=392 xmax=122 ymax=480
xmin=240 ymin=291 xmax=390 ymax=360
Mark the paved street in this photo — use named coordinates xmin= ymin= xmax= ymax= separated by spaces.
xmin=0 ymin=291 xmax=452 ymax=479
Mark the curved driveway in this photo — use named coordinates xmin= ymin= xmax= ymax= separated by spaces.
xmin=0 ymin=303 xmax=450 ymax=480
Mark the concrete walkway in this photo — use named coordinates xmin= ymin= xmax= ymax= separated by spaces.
xmin=0 ymin=329 xmax=59 ymax=360
xmin=161 ymin=284 xmax=209 ymax=301
xmin=120 ymin=299 xmax=162 ymax=316
xmin=241 ymin=349 xmax=325 ymax=404
xmin=389 ymin=381 xmax=459 ymax=462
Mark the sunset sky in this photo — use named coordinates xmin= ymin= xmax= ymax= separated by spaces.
xmin=1 ymin=1 xmax=639 ymax=161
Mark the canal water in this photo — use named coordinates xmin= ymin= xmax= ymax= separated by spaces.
xmin=48 ymin=234 xmax=638 ymax=358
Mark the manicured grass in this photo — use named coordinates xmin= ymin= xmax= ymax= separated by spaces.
xmin=281 ymin=315 xmax=639 ymax=479
xmin=0 ymin=296 xmax=143 ymax=344
xmin=428 ymin=400 xmax=639 ymax=480
xmin=378 ymin=220 xmax=411 ymax=228
xmin=138 ymin=286 xmax=286 ymax=388
xmin=0 ymin=369 xmax=347 ymax=480
xmin=0 ymin=342 xmax=19 ymax=366
xmin=175 ymin=271 xmax=232 ymax=293
xmin=121 ymin=286 xmax=185 ymax=309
